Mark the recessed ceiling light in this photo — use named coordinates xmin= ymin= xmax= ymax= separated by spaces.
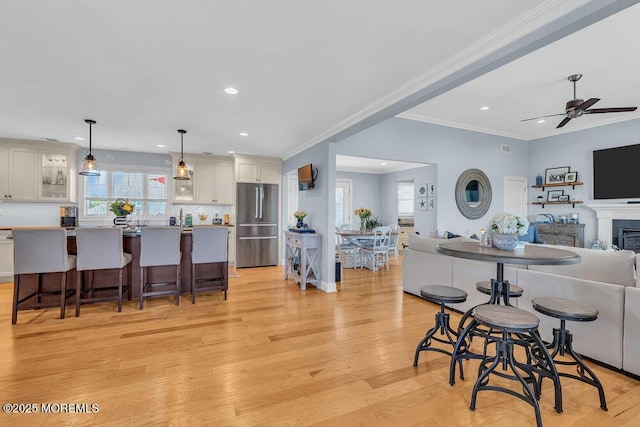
xmin=156 ymin=144 xmax=166 ymax=148
xmin=228 ymin=150 xmax=235 ymax=154
xmin=380 ymin=162 xmax=386 ymax=166
xmin=480 ymin=106 xmax=490 ymax=111
xmin=224 ymin=87 xmax=239 ymax=95
xmin=239 ymin=132 xmax=248 ymax=137
xmin=537 ymin=119 xmax=546 ymax=123
xmin=73 ymin=136 xmax=85 ymax=141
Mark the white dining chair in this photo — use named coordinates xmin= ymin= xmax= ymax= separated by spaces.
xmin=387 ymin=224 xmax=400 ymax=265
xmin=360 ymin=226 xmax=391 ymax=272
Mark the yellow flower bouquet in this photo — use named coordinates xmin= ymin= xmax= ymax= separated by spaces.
xmin=354 ymin=207 xmax=372 ymax=231
xmin=109 ymin=198 xmax=135 ymax=217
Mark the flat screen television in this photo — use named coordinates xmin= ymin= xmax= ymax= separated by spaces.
xmin=593 ymin=143 xmax=640 ymax=199
xmin=298 ymin=163 xmax=314 ymax=190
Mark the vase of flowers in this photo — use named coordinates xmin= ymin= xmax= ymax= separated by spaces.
xmin=354 ymin=207 xmax=372 ymax=232
xmin=293 ymin=210 xmax=307 ymax=228
xmin=109 ymin=198 xmax=135 ymax=227
xmin=488 ymin=212 xmax=529 ymax=250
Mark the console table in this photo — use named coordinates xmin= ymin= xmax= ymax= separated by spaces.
xmin=536 ymin=223 xmax=585 ymax=247
xmin=284 ymin=231 xmax=321 ymax=290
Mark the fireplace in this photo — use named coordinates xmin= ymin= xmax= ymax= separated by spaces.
xmin=588 ymin=204 xmax=640 ymax=249
xmin=613 ymin=219 xmax=640 ymax=252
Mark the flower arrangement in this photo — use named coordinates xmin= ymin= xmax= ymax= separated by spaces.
xmin=354 ymin=207 xmax=372 ymax=220
xmin=293 ymin=210 xmax=307 ymax=221
xmin=109 ymin=198 xmax=135 ymax=217
xmin=488 ymin=212 xmax=529 ymax=236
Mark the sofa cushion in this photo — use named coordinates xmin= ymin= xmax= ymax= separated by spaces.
xmin=529 ymin=245 xmax=637 ymax=287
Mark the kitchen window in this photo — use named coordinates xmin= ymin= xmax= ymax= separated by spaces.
xmin=397 ymin=181 xmax=414 ymax=218
xmin=83 ymin=168 xmax=169 ymax=218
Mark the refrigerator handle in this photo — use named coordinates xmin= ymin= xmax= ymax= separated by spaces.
xmin=255 ymin=187 xmax=259 ymax=219
xmin=259 ymin=186 xmax=264 ymax=218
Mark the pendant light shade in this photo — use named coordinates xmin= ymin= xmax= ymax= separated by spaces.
xmin=79 ymin=119 xmax=101 ymax=176
xmin=174 ymin=129 xmax=190 ymax=180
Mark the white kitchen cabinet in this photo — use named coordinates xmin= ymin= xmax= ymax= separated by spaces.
xmin=0 ymin=141 xmax=78 ymax=202
xmin=234 ymin=155 xmax=282 ymax=184
xmin=195 ymin=158 xmax=233 ymax=205
xmin=0 ymin=230 xmax=14 ymax=280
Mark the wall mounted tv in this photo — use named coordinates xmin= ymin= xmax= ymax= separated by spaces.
xmin=593 ymin=143 xmax=640 ymax=199
xmin=298 ymin=163 xmax=315 ymax=190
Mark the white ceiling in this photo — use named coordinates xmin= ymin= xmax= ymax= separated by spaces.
xmin=402 ymin=2 xmax=640 ymax=140
xmin=0 ymin=1 xmax=636 ymax=159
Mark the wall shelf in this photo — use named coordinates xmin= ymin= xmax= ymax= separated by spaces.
xmin=532 ymin=181 xmax=583 ymax=191
xmin=532 ymin=201 xmax=583 ymax=209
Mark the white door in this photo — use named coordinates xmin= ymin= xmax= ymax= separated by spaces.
xmin=504 ymin=176 xmax=527 ymax=216
xmin=335 ymin=179 xmax=352 ymax=226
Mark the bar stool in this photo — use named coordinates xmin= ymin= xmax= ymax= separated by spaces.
xmin=413 ymin=285 xmax=468 ymax=368
xmin=191 ymin=226 xmax=228 ymax=303
xmin=458 ymin=280 xmax=525 ymax=335
xmin=75 ymin=228 xmax=132 ymax=316
xmin=532 ymin=296 xmax=607 ymax=411
xmin=12 ymin=228 xmax=76 ymax=324
xmin=457 ymin=305 xmax=562 ymax=427
xmin=139 ymin=227 xmax=182 ymax=309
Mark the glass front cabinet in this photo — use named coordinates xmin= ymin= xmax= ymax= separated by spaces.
xmin=39 ymin=147 xmax=78 ymax=202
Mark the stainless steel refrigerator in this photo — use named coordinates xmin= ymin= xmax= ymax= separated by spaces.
xmin=236 ymin=183 xmax=279 ymax=267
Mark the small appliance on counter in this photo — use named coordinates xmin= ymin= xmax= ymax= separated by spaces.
xmin=59 ymin=206 xmax=77 ymax=228
xmin=212 ymin=214 xmax=223 ymax=225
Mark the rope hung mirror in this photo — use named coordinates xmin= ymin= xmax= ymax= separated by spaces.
xmin=455 ymin=168 xmax=492 ymax=219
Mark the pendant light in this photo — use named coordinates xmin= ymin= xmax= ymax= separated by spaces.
xmin=174 ymin=129 xmax=190 ymax=180
xmin=79 ymin=119 xmax=101 ymax=176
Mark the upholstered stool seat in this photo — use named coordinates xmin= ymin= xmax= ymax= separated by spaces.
xmin=191 ymin=226 xmax=228 ymax=303
xmin=452 ymin=304 xmax=562 ymax=427
xmin=413 ymin=285 xmax=467 ymax=368
xmin=532 ymin=297 xmax=607 ymax=411
xmin=12 ymin=228 xmax=77 ymax=324
xmin=75 ymin=228 xmax=132 ymax=316
xmin=140 ymin=227 xmax=182 ymax=309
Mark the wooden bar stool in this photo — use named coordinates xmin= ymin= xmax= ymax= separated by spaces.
xmin=458 ymin=305 xmax=562 ymax=427
xmin=458 ymin=280 xmax=525 ymax=335
xmin=139 ymin=227 xmax=182 ymax=309
xmin=12 ymin=228 xmax=76 ymax=324
xmin=532 ymin=296 xmax=607 ymax=411
xmin=191 ymin=226 xmax=228 ymax=303
xmin=413 ymin=285 xmax=468 ymax=367
xmin=75 ymin=228 xmax=132 ymax=316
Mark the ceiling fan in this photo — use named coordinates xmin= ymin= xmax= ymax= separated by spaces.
xmin=521 ymin=74 xmax=637 ymax=128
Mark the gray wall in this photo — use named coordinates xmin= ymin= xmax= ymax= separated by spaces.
xmin=527 ymin=117 xmax=640 ymax=245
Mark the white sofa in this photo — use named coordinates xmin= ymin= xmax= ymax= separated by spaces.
xmin=402 ymin=233 xmax=640 ymax=375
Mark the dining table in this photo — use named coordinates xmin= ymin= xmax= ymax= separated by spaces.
xmin=435 ymin=241 xmax=581 ymax=386
xmin=337 ymin=229 xmax=399 ymax=270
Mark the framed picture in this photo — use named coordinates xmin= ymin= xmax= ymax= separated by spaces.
xmin=558 ymin=195 xmax=570 ymax=202
xmin=417 ymin=197 xmax=427 ymax=211
xmin=427 ymin=197 xmax=435 ymax=211
xmin=545 ymin=166 xmax=570 ymax=184
xmin=564 ymin=172 xmax=578 ymax=183
xmin=428 ymin=183 xmax=435 ymax=197
xmin=548 ymin=189 xmax=564 ymax=202
xmin=417 ymin=184 xmax=427 ymax=197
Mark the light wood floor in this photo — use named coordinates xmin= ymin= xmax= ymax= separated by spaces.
xmin=1 ymin=260 xmax=639 ymax=426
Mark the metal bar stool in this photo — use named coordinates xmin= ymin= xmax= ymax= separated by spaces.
xmin=191 ymin=226 xmax=228 ymax=303
xmin=12 ymin=228 xmax=76 ymax=324
xmin=458 ymin=305 xmax=563 ymax=427
xmin=532 ymin=296 xmax=607 ymax=411
xmin=75 ymin=228 xmax=132 ymax=316
xmin=140 ymin=227 xmax=182 ymax=309
xmin=458 ymin=280 xmax=524 ymax=332
xmin=413 ymin=285 xmax=468 ymax=369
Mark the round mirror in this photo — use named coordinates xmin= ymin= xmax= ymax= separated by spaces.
xmin=455 ymin=169 xmax=491 ymax=219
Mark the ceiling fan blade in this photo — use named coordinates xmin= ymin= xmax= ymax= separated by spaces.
xmin=521 ymin=113 xmax=566 ymax=122
xmin=584 ymin=107 xmax=638 ymax=114
xmin=577 ymin=98 xmax=600 ymax=110
xmin=556 ymin=117 xmax=572 ymax=128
